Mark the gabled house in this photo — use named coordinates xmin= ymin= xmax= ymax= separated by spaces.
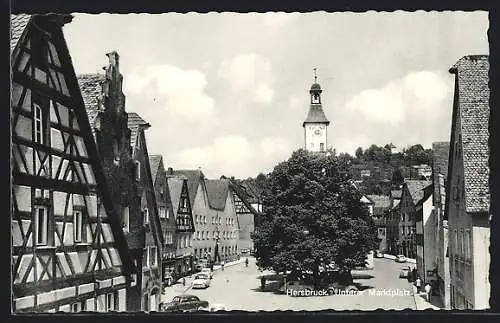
xmin=78 ymin=51 xmax=144 ymax=311
xmin=10 ymin=14 xmax=134 ymax=312
xmin=165 ymin=170 xmax=194 ymax=277
xmin=432 ymin=141 xmax=451 ymax=308
xmin=367 ymin=195 xmax=391 ymax=252
xmin=398 ymin=180 xmax=432 ymax=258
xmin=127 ymin=112 xmax=164 ymax=312
xmin=227 ymin=177 xmax=260 ymax=252
xmin=415 ymin=184 xmax=434 ymax=286
xmin=447 ymin=55 xmax=490 ymax=310
xmin=149 ymin=155 xmax=177 ymax=286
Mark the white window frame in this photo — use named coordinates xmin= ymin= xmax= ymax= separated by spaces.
xmin=34 ymin=103 xmax=44 ymax=144
xmin=160 ymin=185 xmax=164 ymax=195
xmin=106 ymin=293 xmax=114 ymax=312
xmin=122 ymin=206 xmax=130 ymax=233
xmin=35 ymin=205 xmax=48 ymax=246
xmin=73 ymin=210 xmax=83 ymax=242
xmin=71 ymin=302 xmax=82 ymax=313
xmin=159 ymin=206 xmax=166 ymax=219
xmin=204 ymin=216 xmax=207 ymax=224
xmin=143 ymin=208 xmax=149 ymax=225
xmin=135 ymin=161 xmax=141 ymax=181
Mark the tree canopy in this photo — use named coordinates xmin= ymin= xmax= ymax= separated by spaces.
xmin=252 ymin=149 xmax=378 ymax=282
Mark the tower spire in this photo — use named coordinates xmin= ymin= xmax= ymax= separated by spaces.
xmin=313 ymin=68 xmax=317 ymax=83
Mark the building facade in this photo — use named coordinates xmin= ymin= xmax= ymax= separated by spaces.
xmin=149 ymin=156 xmax=177 ymax=286
xmin=386 ymin=190 xmax=402 ymax=254
xmin=11 ymin=14 xmax=134 ymax=312
xmin=367 ymin=195 xmax=391 ymax=252
xmin=303 ymin=73 xmax=330 ymax=153
xmin=432 ymin=141 xmax=451 ymax=308
xmin=166 ymin=171 xmax=195 ymax=277
xmin=127 ymin=113 xmax=164 ymax=312
xmin=447 ymin=55 xmax=490 ymax=310
xmin=78 ymin=51 xmax=145 ymax=310
xmin=415 ymin=185 xmax=434 ymax=284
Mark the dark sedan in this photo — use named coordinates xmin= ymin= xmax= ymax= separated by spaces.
xmin=161 ymin=295 xmax=209 ymax=312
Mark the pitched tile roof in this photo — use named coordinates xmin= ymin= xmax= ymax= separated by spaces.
xmin=432 ymin=142 xmax=450 ymax=206
xmin=390 ymin=190 xmax=402 ymax=199
xmin=10 ymin=14 xmax=32 ymax=54
xmin=173 ymin=169 xmax=205 ymax=207
xmin=127 ymin=112 xmax=150 ymax=148
xmin=166 ymin=175 xmax=186 ymax=217
xmin=449 ymin=55 xmax=490 ymax=213
xmin=149 ymin=155 xmax=163 ymax=184
xmin=204 ymin=179 xmax=230 ymax=211
xmin=391 ymin=199 xmax=401 ymax=210
xmin=367 ymin=195 xmax=391 ymax=216
xmin=303 ymin=104 xmax=330 ymax=126
xmin=77 ymin=73 xmax=106 ymax=136
xmin=405 ymin=180 xmax=432 ymax=205
xmin=228 ymin=179 xmax=260 ymax=215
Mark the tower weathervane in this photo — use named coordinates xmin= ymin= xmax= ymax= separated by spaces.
xmin=313 ymin=68 xmax=317 ymax=83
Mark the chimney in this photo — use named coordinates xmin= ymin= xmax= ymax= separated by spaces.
xmin=106 ymin=51 xmax=120 ymax=68
xmin=167 ymin=167 xmax=173 ymax=175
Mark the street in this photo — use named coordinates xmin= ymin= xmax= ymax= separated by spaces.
xmin=162 ymin=257 xmax=416 ymax=311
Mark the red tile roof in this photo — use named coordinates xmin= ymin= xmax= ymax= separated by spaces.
xmin=77 ymin=73 xmax=106 ymax=136
xmin=127 ymin=112 xmax=150 ymax=148
xmin=449 ymin=55 xmax=490 ymax=213
xmin=204 ymin=179 xmax=230 ymax=211
xmin=404 ymin=180 xmax=432 ymax=205
xmin=149 ymin=155 xmax=163 ymax=184
xmin=10 ymin=14 xmax=31 ymax=54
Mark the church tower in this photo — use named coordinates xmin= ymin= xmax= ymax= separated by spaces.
xmin=303 ymin=69 xmax=330 ymax=153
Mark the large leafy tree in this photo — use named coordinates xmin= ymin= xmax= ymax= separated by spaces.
xmin=253 ymin=149 xmax=378 ymax=287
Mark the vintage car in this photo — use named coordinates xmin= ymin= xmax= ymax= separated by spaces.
xmin=161 ymin=295 xmax=209 ymax=312
xmin=395 ymin=255 xmax=407 ymax=263
xmin=192 ymin=273 xmax=211 ymax=289
xmin=399 ymin=267 xmax=411 ymax=278
xmin=201 ymin=267 xmax=213 ymax=279
xmin=375 ymin=250 xmax=384 ymax=258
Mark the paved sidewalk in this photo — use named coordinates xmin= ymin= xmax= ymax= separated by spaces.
xmin=161 ymin=258 xmax=246 ymax=304
xmin=412 ymin=285 xmax=441 ymax=310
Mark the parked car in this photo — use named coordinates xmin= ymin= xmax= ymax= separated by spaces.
xmin=399 ymin=267 xmax=410 ymax=278
xmin=201 ymin=267 xmax=213 ymax=279
xmin=375 ymin=250 xmax=383 ymax=258
xmin=161 ymin=295 xmax=209 ymax=312
xmin=192 ymin=273 xmax=211 ymax=289
xmin=395 ymin=255 xmax=407 ymax=263
xmin=208 ymin=303 xmax=227 ymax=312
xmin=241 ymin=248 xmax=250 ymax=255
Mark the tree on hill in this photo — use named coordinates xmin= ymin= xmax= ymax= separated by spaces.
xmin=252 ymin=149 xmax=378 ymax=288
xmin=391 ymin=167 xmax=404 ymax=188
xmin=355 ymin=147 xmax=364 ymax=159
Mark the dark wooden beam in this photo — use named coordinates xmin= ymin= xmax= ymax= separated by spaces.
xmin=14 ymin=172 xmax=95 ymax=194
xmin=13 ymin=136 xmax=92 ymax=164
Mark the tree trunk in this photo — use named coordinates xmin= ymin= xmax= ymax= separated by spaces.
xmin=313 ymin=265 xmax=319 ymax=290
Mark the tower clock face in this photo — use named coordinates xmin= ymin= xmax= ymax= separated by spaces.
xmin=314 ymin=129 xmax=321 ymax=136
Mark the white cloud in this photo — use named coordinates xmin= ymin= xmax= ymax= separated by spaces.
xmin=218 ymin=53 xmax=275 ymax=102
xmin=289 ymin=95 xmax=302 ymax=110
xmin=254 ymin=83 xmax=275 ymax=104
xmin=124 ymin=65 xmax=215 ymax=120
xmin=345 ymin=71 xmax=450 ymax=125
xmin=175 ymin=135 xmax=291 ymax=178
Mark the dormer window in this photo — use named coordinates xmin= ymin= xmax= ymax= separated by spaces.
xmin=135 ymin=161 xmax=141 ymax=181
xmin=113 ymin=141 xmax=120 ymax=165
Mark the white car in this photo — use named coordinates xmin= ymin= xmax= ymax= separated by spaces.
xmin=192 ymin=273 xmax=211 ymax=289
xmin=201 ymin=268 xmax=213 ymax=279
xmin=395 ymin=255 xmax=407 ymax=263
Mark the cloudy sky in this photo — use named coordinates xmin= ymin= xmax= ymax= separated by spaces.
xmin=63 ymin=11 xmax=488 ymax=179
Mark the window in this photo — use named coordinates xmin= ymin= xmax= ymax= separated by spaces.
xmin=212 ymin=217 xmax=215 ymax=224
xmin=160 ymin=185 xmax=164 ymax=195
xmin=34 ymin=103 xmax=44 ymax=144
xmin=197 ymin=231 xmax=201 ymax=239
xmin=159 ymin=207 xmax=166 ymax=219
xmin=465 ymin=230 xmax=471 ymax=259
xmin=73 ymin=210 xmax=83 ymax=242
xmin=143 ymin=247 xmax=149 ymax=268
xmin=143 ymin=208 xmax=149 ymax=225
xmin=454 ymin=230 xmax=458 ymax=255
xmin=122 ymin=207 xmax=130 ymax=233
xmin=113 ymin=141 xmax=120 ymax=165
xmin=71 ymin=302 xmax=82 ymax=312
xmin=135 ymin=161 xmax=141 ymax=181
xmin=106 ymin=293 xmax=115 ymax=311
xmin=181 ymin=198 xmax=187 ymax=209
xmin=320 ymin=143 xmax=325 ymax=152
xmin=150 ymin=246 xmax=157 ymax=266
xmin=459 ymin=230 xmax=464 ymax=256
xmin=204 ymin=216 xmax=207 ymax=224
xmin=35 ymin=206 xmax=48 ymax=245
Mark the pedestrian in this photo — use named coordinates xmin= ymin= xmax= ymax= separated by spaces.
xmin=221 ymin=261 xmax=225 ymax=271
xmin=182 ymin=277 xmax=186 ymax=286
xmin=424 ymin=283 xmax=432 ymax=302
xmin=415 ymin=277 xmax=422 ymax=292
xmin=245 ymin=258 xmax=249 ymax=267
xmin=260 ymin=276 xmax=266 ymax=291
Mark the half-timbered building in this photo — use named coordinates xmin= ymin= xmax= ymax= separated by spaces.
xmin=127 ymin=113 xmax=164 ymax=312
xmin=149 ymin=156 xmax=177 ymax=286
xmin=10 ymin=14 xmax=134 ymax=313
xmin=166 ymin=170 xmax=195 ymax=278
xmin=77 ymin=51 xmax=143 ymax=311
